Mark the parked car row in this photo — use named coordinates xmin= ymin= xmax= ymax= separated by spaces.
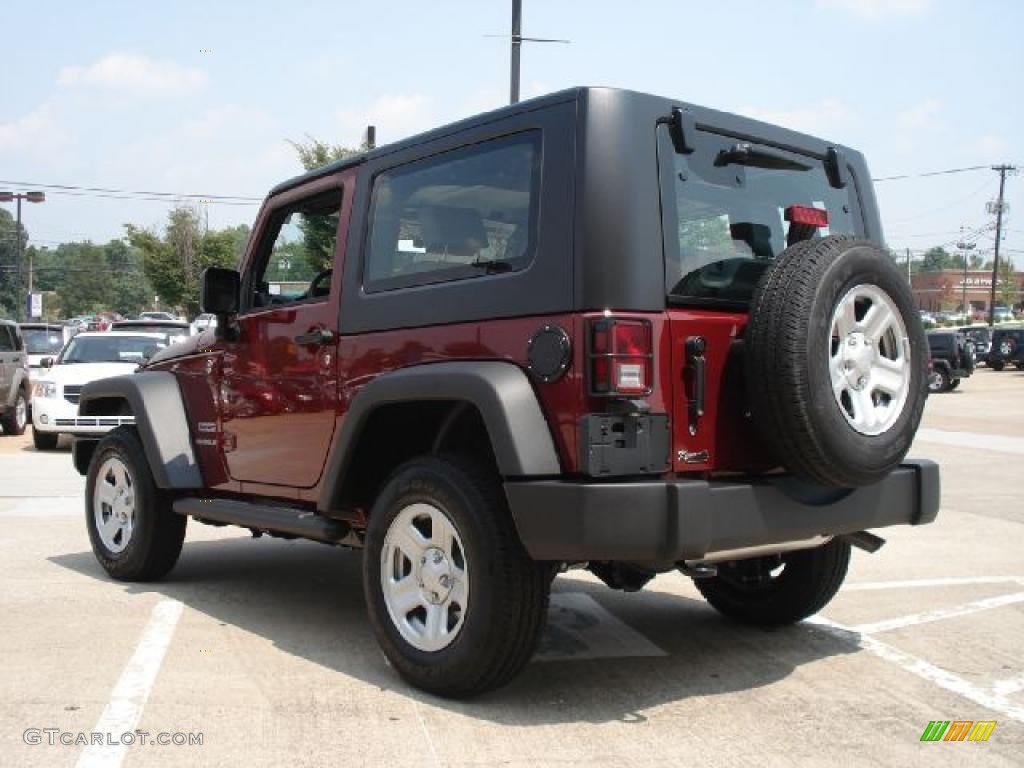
xmin=926 ymin=324 xmax=1024 ymax=392
xmin=0 ymin=314 xmax=203 ymax=445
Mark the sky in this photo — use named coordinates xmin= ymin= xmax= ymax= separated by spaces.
xmin=1 ymin=0 xmax=1022 ymax=265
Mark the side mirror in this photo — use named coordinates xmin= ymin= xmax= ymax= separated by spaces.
xmin=40 ymin=357 xmax=54 ymax=368
xmin=200 ymin=267 xmax=240 ymax=315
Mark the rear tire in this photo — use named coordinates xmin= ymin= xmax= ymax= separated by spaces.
xmin=694 ymin=539 xmax=851 ymax=626
xmin=32 ymin=428 xmax=59 ymax=450
xmin=948 ymin=378 xmax=961 ymax=390
xmin=991 ymin=361 xmax=1005 ymax=371
xmin=85 ymin=427 xmax=186 ymax=581
xmin=363 ymin=454 xmax=551 ymax=698
xmin=1 ymin=390 xmax=28 ymax=435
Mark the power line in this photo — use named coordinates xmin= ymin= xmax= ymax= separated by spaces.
xmin=0 ymin=179 xmax=262 ymax=202
xmin=873 ymin=165 xmax=993 ymax=182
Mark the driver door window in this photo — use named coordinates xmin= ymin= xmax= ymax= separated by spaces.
xmin=248 ymin=188 xmax=342 ymax=310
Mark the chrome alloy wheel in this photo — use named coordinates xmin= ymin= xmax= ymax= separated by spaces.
xmin=381 ymin=502 xmax=469 ymax=653
xmin=829 ymin=284 xmax=912 ymax=436
xmin=94 ymin=457 xmax=136 ymax=553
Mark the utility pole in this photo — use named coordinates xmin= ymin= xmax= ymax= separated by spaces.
xmin=906 ymin=248 xmax=911 ymax=281
xmin=510 ymin=0 xmax=522 ymax=104
xmin=987 ymin=164 xmax=1017 ymax=326
xmin=502 ymin=0 xmax=569 ymax=105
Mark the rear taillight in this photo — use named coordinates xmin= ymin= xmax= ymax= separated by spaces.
xmin=588 ymin=317 xmax=653 ymax=396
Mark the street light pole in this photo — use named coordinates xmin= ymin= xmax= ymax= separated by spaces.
xmin=0 ymin=190 xmax=46 ymax=321
xmin=956 ymin=231 xmax=975 ymax=322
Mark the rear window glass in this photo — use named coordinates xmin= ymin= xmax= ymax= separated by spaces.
xmin=664 ymin=131 xmax=859 ymax=306
xmin=364 ymin=132 xmax=541 ymax=292
xmin=23 ymin=329 xmax=64 ymax=354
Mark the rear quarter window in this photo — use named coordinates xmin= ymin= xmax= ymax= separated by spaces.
xmin=363 ymin=132 xmax=542 ymax=293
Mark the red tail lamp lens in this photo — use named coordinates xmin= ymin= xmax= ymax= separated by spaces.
xmin=785 ymin=205 xmax=829 ymax=228
xmin=589 ymin=318 xmax=653 ymax=395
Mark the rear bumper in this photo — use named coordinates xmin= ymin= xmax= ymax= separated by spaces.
xmin=505 ymin=460 xmax=939 ymax=562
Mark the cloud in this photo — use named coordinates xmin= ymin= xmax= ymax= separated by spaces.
xmin=896 ymin=99 xmax=942 ymax=129
xmin=816 ymin=0 xmax=931 ymax=18
xmin=336 ymin=93 xmax=434 ymax=145
xmin=0 ymin=103 xmax=69 ymax=154
xmin=58 ymin=53 xmax=206 ymax=95
xmin=737 ymin=98 xmax=854 ymax=137
xmin=968 ymin=133 xmax=1008 ymax=159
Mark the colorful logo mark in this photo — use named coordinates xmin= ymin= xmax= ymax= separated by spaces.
xmin=920 ymin=720 xmax=996 ymax=742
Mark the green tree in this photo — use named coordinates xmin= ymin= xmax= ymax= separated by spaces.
xmin=56 ymin=243 xmax=109 ymax=315
xmin=289 ymin=136 xmax=366 ymax=273
xmin=126 ymin=224 xmax=181 ymax=309
xmin=997 ymin=259 xmax=1018 ymax=307
xmin=0 ymin=208 xmax=27 ymax=316
xmin=920 ymin=246 xmax=953 ymax=272
xmin=127 ymin=206 xmax=242 ymax=317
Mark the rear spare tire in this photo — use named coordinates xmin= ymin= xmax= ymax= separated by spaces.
xmin=745 ymin=236 xmax=928 ymax=488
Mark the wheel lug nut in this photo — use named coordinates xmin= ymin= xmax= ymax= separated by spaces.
xmin=432 ymin=551 xmax=443 ymax=564
xmin=857 ymin=377 xmax=867 ymax=389
xmin=440 ymin=575 xmax=451 ymax=588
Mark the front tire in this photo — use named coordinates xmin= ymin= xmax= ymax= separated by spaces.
xmin=693 ymin=539 xmax=851 ymax=626
xmin=363 ymin=454 xmax=551 ymax=698
xmin=32 ymin=428 xmax=59 ymax=450
xmin=85 ymin=427 xmax=186 ymax=581
xmin=1 ymin=390 xmax=28 ymax=435
xmin=928 ymin=368 xmax=949 ymax=393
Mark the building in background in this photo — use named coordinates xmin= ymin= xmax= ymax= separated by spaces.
xmin=911 ymin=269 xmax=1024 ymax=313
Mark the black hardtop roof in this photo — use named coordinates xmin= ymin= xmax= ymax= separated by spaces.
xmin=268 ymin=86 xmax=858 ymax=199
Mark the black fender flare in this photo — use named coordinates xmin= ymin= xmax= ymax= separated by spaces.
xmin=318 ymin=361 xmax=560 ymax=513
xmin=77 ymin=372 xmax=203 ymax=489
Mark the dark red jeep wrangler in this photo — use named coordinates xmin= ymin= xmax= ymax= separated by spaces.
xmin=74 ymin=87 xmax=938 ymax=697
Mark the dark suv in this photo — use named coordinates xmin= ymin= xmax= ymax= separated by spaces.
xmin=73 ymin=88 xmax=938 ymax=697
xmin=0 ymin=319 xmax=30 ymax=435
xmin=987 ymin=326 xmax=1024 ymax=371
xmin=926 ymin=330 xmax=974 ymax=392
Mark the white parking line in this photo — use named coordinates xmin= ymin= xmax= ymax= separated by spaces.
xmin=76 ymin=599 xmax=184 ymax=768
xmin=808 ymin=617 xmax=1024 ymax=723
xmin=848 ymin=592 xmax=1024 ymax=635
xmin=844 ymin=576 xmax=1024 ymax=591
xmin=993 ymin=676 xmax=1024 ymax=697
xmin=0 ymin=496 xmax=81 ymax=517
xmin=915 ymin=428 xmax=1024 ymax=455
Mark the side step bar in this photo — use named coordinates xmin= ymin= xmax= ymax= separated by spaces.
xmin=173 ymin=498 xmax=350 ymax=544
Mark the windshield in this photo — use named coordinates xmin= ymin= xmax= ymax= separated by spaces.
xmin=23 ymin=329 xmax=64 ymax=355
xmin=58 ymin=336 xmax=166 ymax=364
xmin=664 ymin=132 xmax=859 ymax=306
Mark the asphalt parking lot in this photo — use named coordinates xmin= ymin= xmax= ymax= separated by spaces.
xmin=1 ymin=369 xmax=1022 ymax=767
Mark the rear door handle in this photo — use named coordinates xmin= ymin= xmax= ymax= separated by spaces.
xmin=294 ymin=329 xmax=334 ymax=346
xmin=684 ymin=336 xmax=706 ymax=435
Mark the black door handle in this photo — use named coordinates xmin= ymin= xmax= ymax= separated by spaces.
xmin=294 ymin=329 xmax=334 ymax=346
